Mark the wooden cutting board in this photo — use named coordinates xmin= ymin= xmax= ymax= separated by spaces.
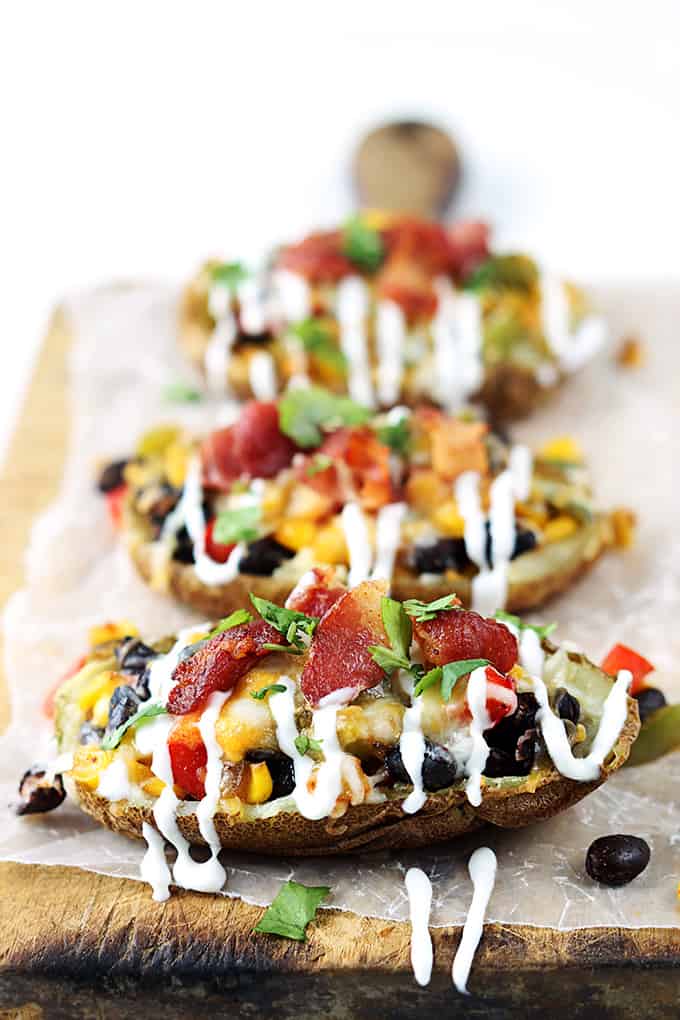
xmin=0 ymin=307 xmax=678 ymax=1020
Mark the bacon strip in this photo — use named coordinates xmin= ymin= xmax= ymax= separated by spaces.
xmin=413 ymin=609 xmax=518 ymax=675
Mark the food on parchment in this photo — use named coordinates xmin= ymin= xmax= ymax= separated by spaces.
xmin=30 ymin=580 xmax=638 ymax=902
xmin=585 ymin=835 xmax=650 ymax=887
xmin=98 ymin=391 xmax=627 ymax=619
xmin=180 ymin=214 xmax=607 ymax=420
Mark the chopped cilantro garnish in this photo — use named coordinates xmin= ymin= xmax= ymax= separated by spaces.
xmin=250 ymin=683 xmax=288 ymax=701
xmin=494 ymin=610 xmax=556 ymax=640
xmin=250 ymin=594 xmax=319 ymax=651
xmin=278 ymin=386 xmax=370 ymax=448
xmin=212 ymin=261 xmax=248 ymax=290
xmin=162 ymin=382 xmax=202 ymax=404
xmin=289 ymin=318 xmax=347 ymax=375
xmin=463 ymin=254 xmax=538 ymax=293
xmin=403 ymin=594 xmax=459 ymax=623
xmin=376 ymin=415 xmax=411 ymax=456
xmin=253 ymin=880 xmax=330 ymax=942
xmin=412 ymin=659 xmax=490 ymax=699
xmin=342 ymin=216 xmax=384 ymax=272
xmin=213 ymin=506 xmax=261 ymax=545
xmin=101 ymin=702 xmax=167 ymax=750
xmin=294 ymin=734 xmax=323 ymax=756
xmin=209 ymin=609 xmax=252 ymax=638
xmin=368 ymin=597 xmax=412 ymax=675
xmin=306 ymin=454 xmax=333 ymax=477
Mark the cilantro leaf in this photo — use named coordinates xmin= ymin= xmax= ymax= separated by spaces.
xmin=250 ymin=594 xmax=319 ymax=651
xmin=212 ymin=261 xmax=248 ymax=290
xmin=253 ymin=880 xmax=330 ymax=941
xmin=368 ymin=645 xmax=411 ymax=674
xmin=463 ymin=254 xmax=538 ymax=293
xmin=101 ymin=702 xmax=167 ymax=750
xmin=403 ymin=594 xmax=459 ymax=623
xmin=441 ymin=659 xmax=490 ymax=700
xmin=278 ymin=386 xmax=371 ymax=448
xmin=342 ymin=216 xmax=384 ymax=272
xmin=250 ymin=683 xmax=288 ymax=701
xmin=306 ymin=454 xmax=333 ymax=477
xmin=209 ymin=609 xmax=252 ymax=638
xmin=494 ymin=610 xmax=556 ymax=641
xmin=294 ymin=734 xmax=323 ymax=756
xmin=213 ymin=506 xmax=261 ymax=545
xmin=381 ymin=597 xmax=412 ymax=662
xmin=413 ymin=666 xmax=443 ymax=697
xmin=162 ymin=382 xmax=202 ymax=404
xmin=289 ymin=318 xmax=347 ymax=375
xmin=376 ymin=416 xmax=411 ymax=455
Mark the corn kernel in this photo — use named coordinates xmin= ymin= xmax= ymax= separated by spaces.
xmin=313 ymin=522 xmax=348 ymax=564
xmin=142 ymin=777 xmax=166 ymax=798
xmin=71 ymin=747 xmax=114 ymax=789
xmin=164 ymin=441 xmax=190 ymax=488
xmin=405 ymin=470 xmax=450 ymax=514
xmin=275 ymin=518 xmax=316 ymax=552
xmin=285 ymin=483 xmax=331 ymax=522
xmin=243 ymin=762 xmax=273 ymax=804
xmin=77 ymin=671 xmax=118 ymax=714
xmin=127 ymin=760 xmax=153 ymax=785
xmin=611 ymin=507 xmax=636 ymax=549
xmin=261 ymin=481 xmax=287 ymax=522
xmin=88 ymin=621 xmax=138 ymax=647
xmin=515 ymin=501 xmax=549 ymax=528
xmin=220 ymin=795 xmax=244 ymax=816
xmin=92 ymin=692 xmax=114 ymax=728
xmin=539 ymin=436 xmax=583 ymax=463
xmin=543 ymin=515 xmax=579 ymax=542
xmin=136 ymin=425 xmax=180 ymax=459
xmin=431 ymin=500 xmax=465 ymax=538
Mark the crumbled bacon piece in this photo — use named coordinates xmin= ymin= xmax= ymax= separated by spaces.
xmin=300 ymin=580 xmax=389 ymax=707
xmin=285 ymin=567 xmax=346 ymax=619
xmin=201 ymin=401 xmax=297 ymax=490
xmin=302 ymin=426 xmax=394 ymax=510
xmin=413 ymin=609 xmax=518 ymax=675
xmin=415 ymin=408 xmax=488 ymax=481
xmin=167 ymin=619 xmax=280 ymax=714
xmin=277 ymin=230 xmax=354 ymax=283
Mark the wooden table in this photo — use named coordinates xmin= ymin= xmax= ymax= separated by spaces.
xmin=0 ymin=307 xmax=678 ymax=1019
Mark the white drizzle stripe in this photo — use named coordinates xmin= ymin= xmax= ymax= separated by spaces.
xmin=432 ymin=278 xmax=484 ymax=412
xmin=336 ymin=276 xmax=375 ymax=408
xmin=400 ymin=684 xmax=427 ymax=814
xmin=96 ymin=757 xmax=133 ymax=801
xmin=269 ymin=678 xmax=350 ymax=821
xmin=236 ymin=278 xmax=267 ymax=336
xmin=204 ymin=316 xmax=236 ymax=395
xmin=371 ymin=502 xmax=407 ymax=584
xmin=376 ymin=300 xmax=405 ymax=406
xmin=141 ymin=821 xmax=172 ymax=902
xmin=271 ymin=269 xmax=311 ymax=323
xmin=405 ymin=868 xmax=434 ymax=986
xmin=452 ymin=847 xmax=497 ymax=995
xmin=541 ymin=275 xmax=607 ymax=373
xmin=463 ymin=667 xmax=491 ymax=806
xmin=341 ymin=502 xmax=373 ymax=588
xmin=248 ymin=350 xmax=278 ymax=400
xmin=196 ymin=690 xmax=231 ymax=886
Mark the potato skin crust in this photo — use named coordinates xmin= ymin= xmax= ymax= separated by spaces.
xmin=73 ymin=696 xmax=639 ymax=855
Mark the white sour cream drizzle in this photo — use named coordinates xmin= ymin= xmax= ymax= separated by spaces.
xmin=236 ymin=277 xmax=267 ymax=336
xmin=248 ymin=350 xmax=278 ymax=400
xmin=404 ymin=867 xmax=434 ymax=986
xmin=204 ymin=312 xmax=237 ymax=394
xmin=454 ymin=444 xmax=532 ymax=616
xmin=452 ymin=847 xmax=497 ymax=995
xmin=271 ymin=269 xmax=311 ymax=323
xmin=336 ymin=276 xmax=375 ymax=408
xmin=463 ymin=666 xmax=492 ymax=806
xmin=432 ymin=278 xmax=484 ymax=412
xmin=268 ymin=677 xmax=350 ymax=820
xmin=375 ymin=299 xmax=406 ymax=406
xmin=399 ymin=681 xmax=427 ymax=814
xmin=161 ymin=457 xmax=246 ymax=586
xmin=96 ymin=756 xmax=134 ymax=801
xmin=541 ymin=275 xmax=607 ymax=374
xmin=340 ymin=500 xmax=406 ymax=589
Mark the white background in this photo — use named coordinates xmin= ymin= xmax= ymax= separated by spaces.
xmin=1 ymin=1 xmax=679 ymax=461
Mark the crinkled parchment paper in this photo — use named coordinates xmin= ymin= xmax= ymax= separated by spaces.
xmin=1 ymin=283 xmax=679 ymax=928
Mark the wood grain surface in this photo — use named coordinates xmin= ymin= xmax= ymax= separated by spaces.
xmin=0 ymin=305 xmax=678 ymax=1019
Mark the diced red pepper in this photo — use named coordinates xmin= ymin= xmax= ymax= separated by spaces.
xmin=105 ymin=484 xmax=127 ymax=530
xmin=204 ymin=518 xmax=235 ymax=564
xmin=42 ymin=654 xmax=88 ymax=718
xmin=481 ymin=666 xmax=518 ymax=726
xmin=300 ymin=580 xmax=389 ymax=707
xmin=601 ymin=643 xmax=654 ymax=694
xmin=167 ymin=713 xmax=207 ymax=799
xmin=413 ymin=608 xmax=518 ymax=675
xmin=167 ymin=619 xmax=280 ymax=715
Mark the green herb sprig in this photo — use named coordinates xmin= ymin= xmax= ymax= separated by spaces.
xmin=253 ymin=880 xmax=330 ymax=941
xmin=289 ymin=319 xmax=347 ymax=375
xmin=251 ymin=595 xmax=319 ymax=653
xmin=494 ymin=610 xmax=556 ymax=641
xmin=342 ymin=216 xmax=384 ymax=272
xmin=403 ymin=594 xmax=459 ymax=623
xmin=213 ymin=506 xmax=261 ymax=545
xmin=278 ymin=386 xmax=370 ymax=448
xmin=250 ymin=683 xmax=288 ymax=701
xmin=102 ymin=702 xmax=167 ymax=751
xmin=294 ymin=734 xmax=323 ymax=756
xmin=368 ymin=597 xmax=413 ymax=675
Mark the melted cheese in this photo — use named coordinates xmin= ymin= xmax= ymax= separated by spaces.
xmin=405 ymin=867 xmax=433 ymax=986
xmin=452 ymin=847 xmax=497 ymax=994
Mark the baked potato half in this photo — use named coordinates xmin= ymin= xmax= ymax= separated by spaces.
xmin=179 ymin=215 xmax=606 ymax=421
xmin=49 ymin=582 xmax=638 ymax=874
xmin=100 ymin=391 xmax=631 ymax=619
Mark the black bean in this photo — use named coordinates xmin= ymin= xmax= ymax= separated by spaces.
xmin=78 ymin=722 xmax=104 ymax=746
xmin=16 ymin=766 xmax=66 ymax=815
xmin=385 ymin=740 xmax=458 ymax=792
xmin=486 ymin=692 xmax=538 ymax=752
xmin=245 ymin=749 xmax=295 ymax=800
xmin=511 ymin=527 xmax=537 ymax=559
xmin=105 ymin=685 xmax=141 ymax=736
xmin=238 ymin=537 xmax=295 ymax=577
xmin=133 ymin=665 xmax=153 ymax=701
xmin=634 ymin=687 xmax=667 ymax=724
xmin=172 ymin=525 xmax=196 ymax=564
xmin=148 ymin=485 xmax=182 ymax=531
xmin=585 ymin=835 xmax=650 ymax=887
xmin=97 ymin=460 xmax=128 ymax=493
xmin=483 ymin=747 xmax=518 ymax=778
xmin=554 ymin=687 xmax=581 ymax=725
xmin=116 ymin=637 xmax=158 ymax=677
xmin=413 ymin=538 xmax=469 ymax=575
